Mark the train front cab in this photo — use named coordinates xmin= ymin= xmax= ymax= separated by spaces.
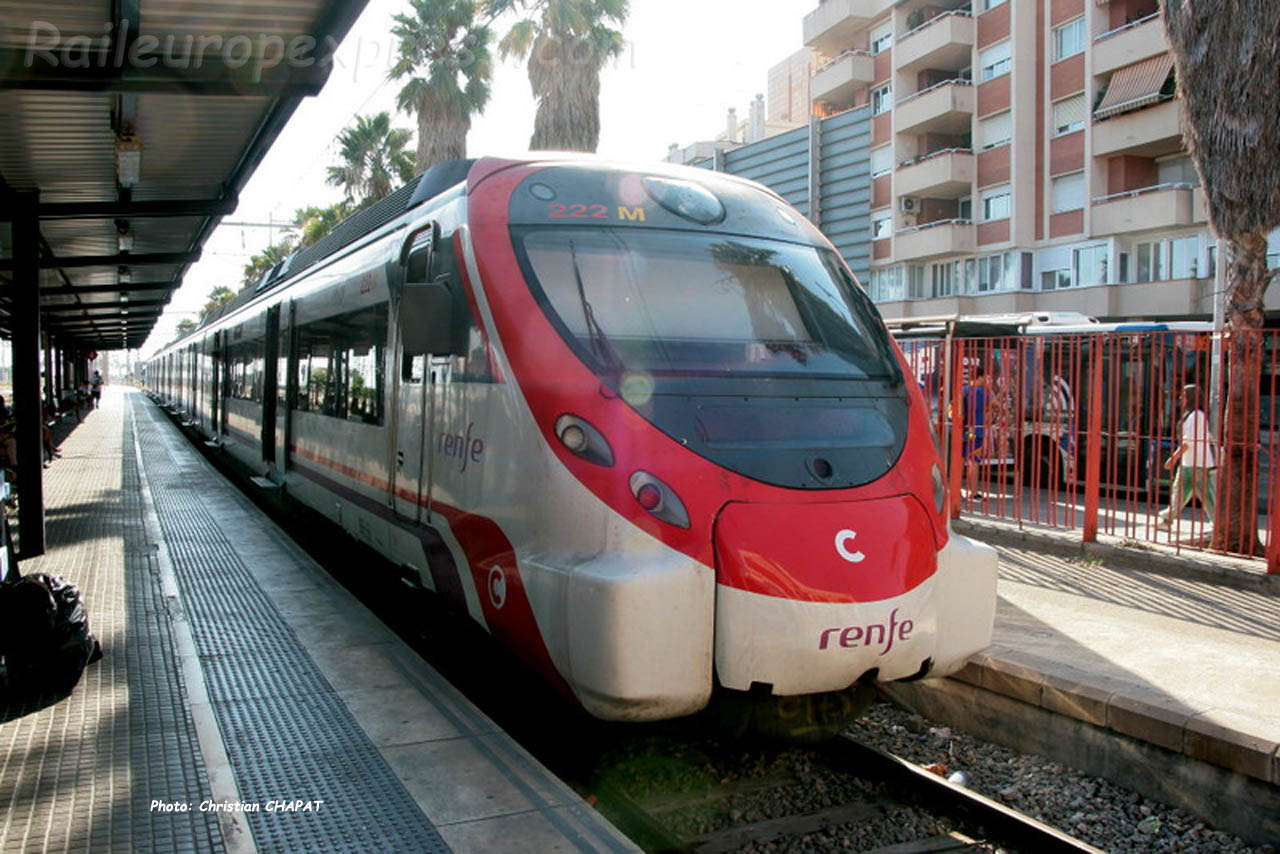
xmin=462 ymin=158 xmax=998 ymax=721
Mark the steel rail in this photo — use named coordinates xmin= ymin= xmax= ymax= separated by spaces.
xmin=829 ymin=734 xmax=1105 ymax=854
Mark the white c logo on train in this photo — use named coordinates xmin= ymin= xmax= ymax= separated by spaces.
xmin=834 ymin=529 xmax=866 ymax=563
xmin=488 ymin=565 xmax=507 ymax=609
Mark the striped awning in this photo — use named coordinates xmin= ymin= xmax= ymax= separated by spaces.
xmin=1094 ymin=54 xmax=1175 ymax=119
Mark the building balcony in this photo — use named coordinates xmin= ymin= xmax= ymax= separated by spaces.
xmin=803 ymin=0 xmax=892 ymax=57
xmin=1090 ymin=184 xmax=1197 ymax=235
xmin=1093 ymin=12 xmax=1169 ymax=77
xmin=1092 ymin=98 xmax=1182 ymax=158
xmin=811 ymin=50 xmax=876 ymax=108
xmin=895 ymin=10 xmax=974 ymax=72
xmin=895 ymin=80 xmax=974 ymax=135
xmin=895 ymin=148 xmax=974 ymax=197
xmin=895 ymin=218 xmax=975 ymax=261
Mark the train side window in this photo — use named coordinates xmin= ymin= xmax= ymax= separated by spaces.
xmin=294 ymin=302 xmax=389 ymax=425
xmin=228 ymin=341 xmax=264 ymax=402
xmin=402 ymin=353 xmax=426 ymax=383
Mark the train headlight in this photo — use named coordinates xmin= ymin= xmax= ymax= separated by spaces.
xmin=554 ymin=414 xmax=614 ymax=466
xmin=931 ymin=463 xmax=946 ymax=514
xmin=629 ymin=471 xmax=690 ymax=529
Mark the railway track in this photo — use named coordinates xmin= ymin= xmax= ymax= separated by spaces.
xmin=589 ymin=733 xmax=1103 ymax=854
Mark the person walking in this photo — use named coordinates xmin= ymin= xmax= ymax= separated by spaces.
xmin=962 ymin=366 xmax=988 ymax=500
xmin=1157 ymin=384 xmax=1217 ymax=531
xmin=90 ymin=371 xmax=103 ymax=408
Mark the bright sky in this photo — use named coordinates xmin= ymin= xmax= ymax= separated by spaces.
xmin=139 ymin=0 xmax=816 ymax=356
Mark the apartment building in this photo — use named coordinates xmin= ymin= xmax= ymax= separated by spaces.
xmin=803 ymin=0 xmax=1278 ymax=321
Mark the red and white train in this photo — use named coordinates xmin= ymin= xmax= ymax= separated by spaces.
xmin=146 ymin=156 xmax=997 ymax=723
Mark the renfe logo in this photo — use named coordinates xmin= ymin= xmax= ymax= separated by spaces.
xmin=818 ymin=608 xmax=914 ymax=655
xmin=438 ymin=421 xmax=485 ymax=473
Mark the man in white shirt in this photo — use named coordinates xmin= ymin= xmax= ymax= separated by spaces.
xmin=1157 ymin=384 xmax=1216 ymax=531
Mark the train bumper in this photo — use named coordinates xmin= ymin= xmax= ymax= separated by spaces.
xmin=712 ymin=499 xmax=996 ymax=695
xmin=530 ymin=547 xmax=716 ymax=722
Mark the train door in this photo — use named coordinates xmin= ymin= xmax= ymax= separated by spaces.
xmin=210 ymin=331 xmax=222 ymax=438
xmin=393 ymin=226 xmax=439 ymax=523
xmin=189 ymin=342 xmax=198 ymax=416
xmin=279 ymin=301 xmax=296 ymax=472
xmin=219 ymin=330 xmax=230 ymax=437
xmin=261 ymin=305 xmax=280 ymax=468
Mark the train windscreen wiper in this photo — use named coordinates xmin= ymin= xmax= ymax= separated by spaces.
xmin=569 ymin=240 xmax=624 ymax=378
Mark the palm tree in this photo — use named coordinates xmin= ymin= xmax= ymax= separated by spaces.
xmin=389 ymin=0 xmax=494 ymax=173
xmin=291 ymin=202 xmax=353 ymax=248
xmin=241 ymin=240 xmax=295 ymax=291
xmin=198 ymin=286 xmax=237 ymax=322
xmin=491 ymin=0 xmax=629 ymax=152
xmin=325 ymin=112 xmax=416 ymax=205
xmin=1163 ymin=1 xmax=1280 ymax=554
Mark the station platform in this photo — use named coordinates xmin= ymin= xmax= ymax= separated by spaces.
xmin=0 ymin=386 xmax=638 ymax=854
xmin=888 ymin=517 xmax=1280 ymax=845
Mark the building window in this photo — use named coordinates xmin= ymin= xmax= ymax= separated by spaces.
xmin=933 ymin=262 xmax=955 ymax=298
xmin=868 ymin=266 xmax=904 ymax=302
xmin=978 ymin=111 xmax=1012 ymax=149
xmin=1052 ymin=94 xmax=1086 ymax=136
xmin=977 ymin=252 xmax=1016 ymax=292
xmin=1042 ymin=268 xmax=1073 ymax=290
xmin=871 ymin=83 xmax=892 ymax=115
xmin=1073 ymin=245 xmax=1109 ymax=287
xmin=1158 ymin=154 xmax=1198 ymax=185
xmin=1051 ymin=172 xmax=1086 ymax=213
xmin=980 ymin=41 xmax=1011 ymax=81
xmin=1053 ymin=17 xmax=1085 ymax=62
xmin=870 ymin=145 xmax=892 ymax=177
xmin=1171 ymin=235 xmax=1200 ymax=279
xmin=983 ymin=0 xmax=1007 ymax=9
xmin=1136 ymin=241 xmax=1162 ymax=282
xmin=870 ymin=22 xmax=893 ymax=55
xmin=981 ymin=185 xmax=1011 ymax=221
xmin=872 ymin=211 xmax=893 ymax=240
xmin=907 ymin=265 xmax=928 ymax=299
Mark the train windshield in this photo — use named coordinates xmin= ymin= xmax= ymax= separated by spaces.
xmin=516 ymin=228 xmax=900 ymax=382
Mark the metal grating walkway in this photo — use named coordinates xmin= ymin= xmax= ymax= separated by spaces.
xmin=1 ymin=391 xmax=223 ymax=854
xmin=128 ymin=396 xmax=450 ymax=853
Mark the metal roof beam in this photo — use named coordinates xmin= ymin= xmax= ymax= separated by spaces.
xmin=42 ymin=300 xmax=167 ymax=314
xmin=0 ymin=49 xmax=331 ymax=97
xmin=0 ymin=250 xmax=200 ymax=271
xmin=54 ymin=319 xmax=157 ymax=330
xmin=38 ymin=198 xmax=237 ymax=219
xmin=37 ymin=281 xmax=180 ymax=295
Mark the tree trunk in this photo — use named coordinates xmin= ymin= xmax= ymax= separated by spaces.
xmin=527 ymin=34 xmax=602 ymax=152
xmin=1212 ymin=231 xmax=1268 ymax=555
xmin=415 ymin=95 xmax=469 ymax=175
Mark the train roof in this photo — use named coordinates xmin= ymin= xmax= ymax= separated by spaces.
xmin=886 ymin=311 xmax=1097 ymax=339
xmin=887 ymin=312 xmax=1214 ymax=339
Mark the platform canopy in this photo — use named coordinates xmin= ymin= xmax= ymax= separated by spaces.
xmin=0 ymin=0 xmax=370 ymax=351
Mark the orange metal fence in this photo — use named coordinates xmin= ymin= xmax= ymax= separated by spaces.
xmin=899 ymin=329 xmax=1279 ymax=573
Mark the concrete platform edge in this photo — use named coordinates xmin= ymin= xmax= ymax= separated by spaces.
xmin=954 ymin=518 xmax=1280 ymax=596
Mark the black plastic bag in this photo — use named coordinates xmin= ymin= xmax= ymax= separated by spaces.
xmin=0 ymin=573 xmax=103 ymax=698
